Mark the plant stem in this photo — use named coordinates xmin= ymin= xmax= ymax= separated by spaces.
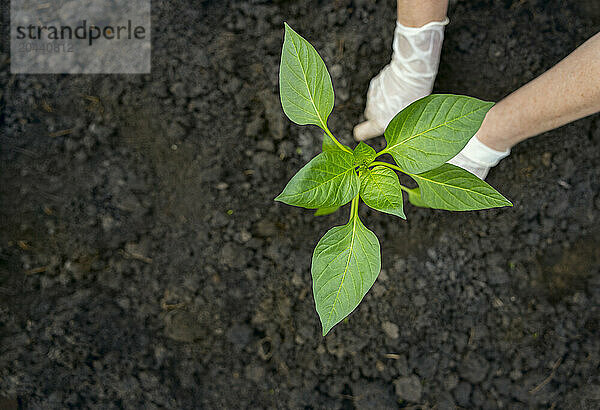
xmin=370 ymin=161 xmax=403 ymax=173
xmin=369 ymin=161 xmax=412 ymax=193
xmin=324 ymin=127 xmax=353 ymax=154
xmin=348 ymin=195 xmax=359 ymax=222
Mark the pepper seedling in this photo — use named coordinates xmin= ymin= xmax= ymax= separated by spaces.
xmin=275 ymin=23 xmax=512 ymax=335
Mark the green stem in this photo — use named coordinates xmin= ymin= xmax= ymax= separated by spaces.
xmin=369 ymin=161 xmax=412 ymax=193
xmin=324 ymin=127 xmax=352 ymax=154
xmin=370 ymin=161 xmax=403 ymax=173
xmin=348 ymin=195 xmax=359 ymax=222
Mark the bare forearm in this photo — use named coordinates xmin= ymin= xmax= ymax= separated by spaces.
xmin=397 ymin=0 xmax=448 ymax=27
xmin=478 ymin=32 xmax=600 ymax=151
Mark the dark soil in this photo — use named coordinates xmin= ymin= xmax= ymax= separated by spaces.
xmin=1 ymin=0 xmax=599 ymax=408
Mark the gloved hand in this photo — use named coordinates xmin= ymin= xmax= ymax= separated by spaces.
xmin=354 ymin=18 xmax=449 ymax=141
xmin=447 ymin=135 xmax=510 ymax=180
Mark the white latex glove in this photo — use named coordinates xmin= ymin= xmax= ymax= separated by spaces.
xmin=354 ymin=18 xmax=449 ymax=141
xmin=447 ymin=135 xmax=510 ymax=180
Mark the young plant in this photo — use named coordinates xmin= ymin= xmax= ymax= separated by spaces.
xmin=275 ymin=23 xmax=512 ymax=335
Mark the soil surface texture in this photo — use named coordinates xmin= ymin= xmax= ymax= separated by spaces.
xmin=1 ymin=0 xmax=600 ymax=408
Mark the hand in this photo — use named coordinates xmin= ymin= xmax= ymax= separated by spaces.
xmin=354 ymin=19 xmax=448 ymax=141
xmin=447 ymin=135 xmax=510 ymax=180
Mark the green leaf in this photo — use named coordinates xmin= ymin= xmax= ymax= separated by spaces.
xmin=275 ymin=151 xmax=359 ymax=208
xmin=406 ymin=187 xmax=429 ymax=208
xmin=410 ymin=164 xmax=512 ymax=211
xmin=314 ymin=206 xmax=340 ymax=216
xmin=384 ymin=94 xmax=494 ymax=173
xmin=353 ymin=142 xmax=377 ymax=166
xmin=279 ymin=23 xmax=334 ymax=131
xmin=322 ymin=133 xmax=350 ymax=153
xmin=359 ymin=166 xmax=406 ymax=219
xmin=312 ymin=215 xmax=381 ymax=335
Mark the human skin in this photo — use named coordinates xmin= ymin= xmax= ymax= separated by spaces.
xmin=476 ymin=32 xmax=600 ymax=151
xmin=396 ymin=0 xmax=448 ymax=27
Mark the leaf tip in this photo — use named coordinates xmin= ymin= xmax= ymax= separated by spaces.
xmin=283 ymin=22 xmax=294 ymax=33
xmin=495 ymin=192 xmax=513 ymax=208
xmin=385 ymin=208 xmax=407 ymax=219
xmin=317 ymin=311 xmax=336 ymax=336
